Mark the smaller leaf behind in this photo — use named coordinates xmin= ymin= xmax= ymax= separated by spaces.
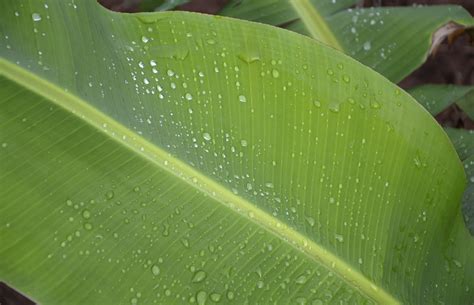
xmin=139 ymin=0 xmax=189 ymax=12
xmin=445 ymin=128 xmax=474 ymax=235
xmin=220 ymin=1 xmax=474 ymax=83
xmin=408 ymin=84 xmax=474 ymax=118
xmin=155 ymin=0 xmax=189 ymax=11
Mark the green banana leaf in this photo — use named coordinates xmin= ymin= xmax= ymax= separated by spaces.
xmin=463 ymin=153 xmax=474 ymax=234
xmin=445 ymin=127 xmax=474 ymax=235
xmin=219 ymin=0 xmax=474 ymax=83
xmin=140 ymin=0 xmax=166 ymax=11
xmin=1 ymin=0 xmax=473 ymax=304
xmin=407 ymin=84 xmax=474 ymax=235
xmin=446 ymin=128 xmax=474 ymax=163
xmin=154 ymin=0 xmax=189 ymax=11
xmin=409 ymin=85 xmax=474 ymax=119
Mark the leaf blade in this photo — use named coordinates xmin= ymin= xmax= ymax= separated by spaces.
xmin=1 ymin=1 xmax=473 ymax=304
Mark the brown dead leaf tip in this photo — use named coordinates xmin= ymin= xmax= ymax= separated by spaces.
xmin=430 ymin=22 xmax=468 ymax=56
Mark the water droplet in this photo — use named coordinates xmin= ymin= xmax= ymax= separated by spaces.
xmin=370 ymin=101 xmax=381 ymax=109
xmin=203 ymin=133 xmax=211 ymax=141
xmin=414 ymin=151 xmax=422 ymax=168
xmin=185 ymin=93 xmax=193 ymax=101
xmin=295 ymin=297 xmax=307 ymax=305
xmin=237 ymin=49 xmax=260 ymax=63
xmin=192 ymin=270 xmax=207 ymax=283
xmin=239 ymin=95 xmax=247 ymax=103
xmin=342 ymin=75 xmax=350 ymax=83
xmin=313 ymin=100 xmax=321 ymax=108
xmin=226 ymin=291 xmax=234 ymax=300
xmin=105 ymin=190 xmax=115 ymax=200
xmin=151 ymin=264 xmax=160 ymax=276
xmin=256 ymin=280 xmax=264 ymax=288
xmin=181 ymin=238 xmax=190 ymax=248
xmin=141 ymin=36 xmax=149 ymax=43
xmin=329 ymin=103 xmax=340 ymax=113
xmin=83 ymin=223 xmax=93 ymax=231
xmin=240 ymin=139 xmax=248 ymax=147
xmin=196 ymin=291 xmax=207 ymax=305
xmin=453 ymin=259 xmax=462 ymax=268
xmin=272 ymin=69 xmax=280 ymax=78
xmin=162 ymin=223 xmax=169 ymax=237
xmin=82 ymin=209 xmax=91 ymax=219
xmin=32 ymin=13 xmax=41 ymax=21
xmin=363 ymin=41 xmax=371 ymax=51
xmin=295 ymin=274 xmax=308 ymax=284
xmin=305 ymin=216 xmax=315 ymax=227
xmin=210 ymin=293 xmax=221 ymax=302
xmin=326 ymin=69 xmax=334 ymax=76
xmin=335 ymin=234 xmax=344 ymax=243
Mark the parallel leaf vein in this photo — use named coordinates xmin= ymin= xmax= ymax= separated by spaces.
xmin=0 ymin=59 xmax=399 ymax=304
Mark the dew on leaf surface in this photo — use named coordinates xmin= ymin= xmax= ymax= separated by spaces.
xmin=196 ymin=291 xmax=207 ymax=305
xmin=32 ymin=13 xmax=41 ymax=21
xmin=192 ymin=270 xmax=207 ymax=283
xmin=151 ymin=265 xmax=160 ymax=276
xmin=81 ymin=210 xmax=91 ymax=219
xmin=203 ymin=133 xmax=211 ymax=141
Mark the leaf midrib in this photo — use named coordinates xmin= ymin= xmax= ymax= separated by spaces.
xmin=288 ymin=0 xmax=343 ymax=51
xmin=0 ymin=58 xmax=399 ymax=304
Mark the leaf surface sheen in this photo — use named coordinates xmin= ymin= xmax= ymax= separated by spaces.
xmin=0 ymin=1 xmax=473 ymax=304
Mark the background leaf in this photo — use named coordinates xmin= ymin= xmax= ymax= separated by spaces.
xmin=140 ymin=0 xmax=166 ymax=11
xmin=220 ymin=0 xmax=474 ymax=83
xmin=155 ymin=0 xmax=189 ymax=11
xmin=408 ymin=84 xmax=474 ymax=117
xmin=445 ymin=128 xmax=474 ymax=235
xmin=1 ymin=0 xmax=473 ymax=304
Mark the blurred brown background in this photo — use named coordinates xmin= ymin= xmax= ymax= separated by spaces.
xmin=99 ymin=0 xmax=474 ymax=128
